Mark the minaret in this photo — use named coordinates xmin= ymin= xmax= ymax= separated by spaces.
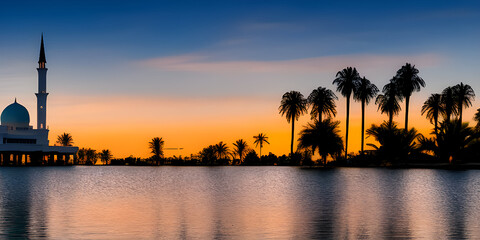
xmin=36 ymin=34 xmax=48 ymax=129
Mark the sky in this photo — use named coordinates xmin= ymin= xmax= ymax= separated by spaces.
xmin=1 ymin=0 xmax=480 ymax=158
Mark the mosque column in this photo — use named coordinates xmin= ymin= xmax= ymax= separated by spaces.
xmin=48 ymin=154 xmax=54 ymax=165
xmin=3 ymin=153 xmax=9 ymax=166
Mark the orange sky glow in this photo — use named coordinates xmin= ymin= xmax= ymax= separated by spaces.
xmin=38 ymin=93 xmax=479 ymax=159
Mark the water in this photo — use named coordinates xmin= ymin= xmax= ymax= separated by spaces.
xmin=0 ymin=167 xmax=478 ymax=239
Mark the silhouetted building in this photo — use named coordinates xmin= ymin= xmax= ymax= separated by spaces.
xmin=0 ymin=35 xmax=78 ymax=165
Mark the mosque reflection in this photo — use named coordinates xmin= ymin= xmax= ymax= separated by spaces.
xmin=0 ymin=168 xmax=47 ymax=238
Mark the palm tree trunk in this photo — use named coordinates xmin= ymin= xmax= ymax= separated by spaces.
xmin=459 ymin=102 xmax=463 ymax=127
xmin=291 ymin=115 xmax=295 ymax=156
xmin=259 ymin=145 xmax=262 ymax=158
xmin=434 ymin=117 xmax=438 ymax=135
xmin=322 ymin=154 xmax=327 ymax=166
xmin=319 ymin=109 xmax=322 ymax=123
xmin=345 ymin=95 xmax=350 ymax=159
xmin=389 ymin=112 xmax=393 ymax=126
xmin=361 ymin=100 xmax=365 ymax=155
xmin=405 ymin=96 xmax=410 ymax=130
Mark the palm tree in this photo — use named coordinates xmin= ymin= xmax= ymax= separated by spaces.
xmin=56 ymin=133 xmax=73 ymax=146
xmin=298 ymin=119 xmax=343 ymax=166
xmin=441 ymin=86 xmax=457 ymax=122
xmin=85 ymin=148 xmax=97 ymax=165
xmin=474 ymin=108 xmax=480 ymax=129
xmin=76 ymin=148 xmax=86 ymax=165
xmin=367 ymin=122 xmax=422 ymax=165
xmin=233 ymin=139 xmax=248 ymax=165
xmin=253 ymin=133 xmax=270 ymax=157
xmin=149 ymin=137 xmax=164 ymax=165
xmin=99 ymin=149 xmax=113 ymax=165
xmin=453 ymin=82 xmax=475 ymax=125
xmin=354 ymin=77 xmax=379 ymax=154
xmin=376 ymin=81 xmax=401 ymax=126
xmin=430 ymin=121 xmax=476 ymax=163
xmin=421 ymin=93 xmax=444 ymax=134
xmin=394 ymin=63 xmax=425 ymax=130
xmin=307 ymin=87 xmax=337 ymax=122
xmin=333 ymin=67 xmax=361 ymax=158
xmin=214 ymin=141 xmax=229 ymax=160
xmin=199 ymin=145 xmax=216 ymax=166
xmin=279 ymin=91 xmax=307 ymax=155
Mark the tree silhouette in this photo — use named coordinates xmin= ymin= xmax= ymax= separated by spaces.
xmin=394 ymin=63 xmax=425 ymax=130
xmin=199 ymin=145 xmax=216 ymax=165
xmin=376 ymin=81 xmax=401 ymax=126
xmin=279 ymin=91 xmax=307 ymax=155
xmin=99 ymin=149 xmax=113 ymax=165
xmin=441 ymin=86 xmax=457 ymax=122
xmin=307 ymin=87 xmax=337 ymax=122
xmin=453 ymin=82 xmax=475 ymax=126
xmin=149 ymin=137 xmax=164 ymax=165
xmin=56 ymin=133 xmax=73 ymax=146
xmin=253 ymin=133 xmax=270 ymax=157
xmin=474 ymin=108 xmax=480 ymax=129
xmin=367 ymin=122 xmax=422 ymax=165
xmin=233 ymin=139 xmax=248 ymax=165
xmin=214 ymin=141 xmax=229 ymax=163
xmin=423 ymin=121 xmax=477 ymax=163
xmin=76 ymin=148 xmax=86 ymax=165
xmin=421 ymin=93 xmax=444 ymax=134
xmin=85 ymin=148 xmax=97 ymax=165
xmin=333 ymin=67 xmax=361 ymax=158
xmin=354 ymin=77 xmax=379 ymax=154
xmin=298 ymin=119 xmax=343 ymax=166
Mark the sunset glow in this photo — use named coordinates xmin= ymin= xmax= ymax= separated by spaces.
xmin=1 ymin=1 xmax=480 ymax=159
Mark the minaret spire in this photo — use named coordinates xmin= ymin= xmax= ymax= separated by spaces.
xmin=36 ymin=34 xmax=48 ymax=129
xmin=38 ymin=33 xmax=46 ymax=68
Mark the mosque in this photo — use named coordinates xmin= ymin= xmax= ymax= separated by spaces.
xmin=0 ymin=35 xmax=78 ymax=166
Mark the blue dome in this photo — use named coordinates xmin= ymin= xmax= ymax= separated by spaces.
xmin=1 ymin=100 xmax=30 ymax=127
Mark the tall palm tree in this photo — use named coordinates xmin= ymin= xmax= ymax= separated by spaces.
xmin=376 ymin=81 xmax=401 ymax=126
xmin=279 ymin=91 xmax=307 ymax=155
xmin=421 ymin=93 xmax=444 ymax=134
xmin=332 ymin=67 xmax=361 ymax=158
xmin=149 ymin=137 xmax=164 ymax=165
xmin=394 ymin=63 xmax=425 ymax=130
xmin=253 ymin=133 xmax=270 ymax=157
xmin=56 ymin=133 xmax=73 ymax=146
xmin=99 ymin=149 xmax=113 ymax=165
xmin=354 ymin=77 xmax=379 ymax=154
xmin=233 ymin=139 xmax=248 ymax=165
xmin=214 ymin=141 xmax=229 ymax=160
xmin=307 ymin=87 xmax=337 ymax=122
xmin=441 ymin=86 xmax=457 ymax=122
xmin=298 ymin=119 xmax=343 ymax=166
xmin=453 ymin=82 xmax=475 ymax=125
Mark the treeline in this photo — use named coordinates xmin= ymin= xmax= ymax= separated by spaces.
xmin=279 ymin=63 xmax=480 ymax=167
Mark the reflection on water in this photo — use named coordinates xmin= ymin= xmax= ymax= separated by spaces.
xmin=0 ymin=167 xmax=479 ymax=239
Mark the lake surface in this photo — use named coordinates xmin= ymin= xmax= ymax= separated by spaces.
xmin=0 ymin=167 xmax=479 ymax=239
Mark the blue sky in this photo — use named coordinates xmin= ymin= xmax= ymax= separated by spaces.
xmin=1 ymin=1 xmax=480 ymax=156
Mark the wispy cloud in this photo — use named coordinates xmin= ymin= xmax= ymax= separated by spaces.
xmin=239 ymin=21 xmax=304 ymax=32
xmin=138 ymin=53 xmax=444 ymax=74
